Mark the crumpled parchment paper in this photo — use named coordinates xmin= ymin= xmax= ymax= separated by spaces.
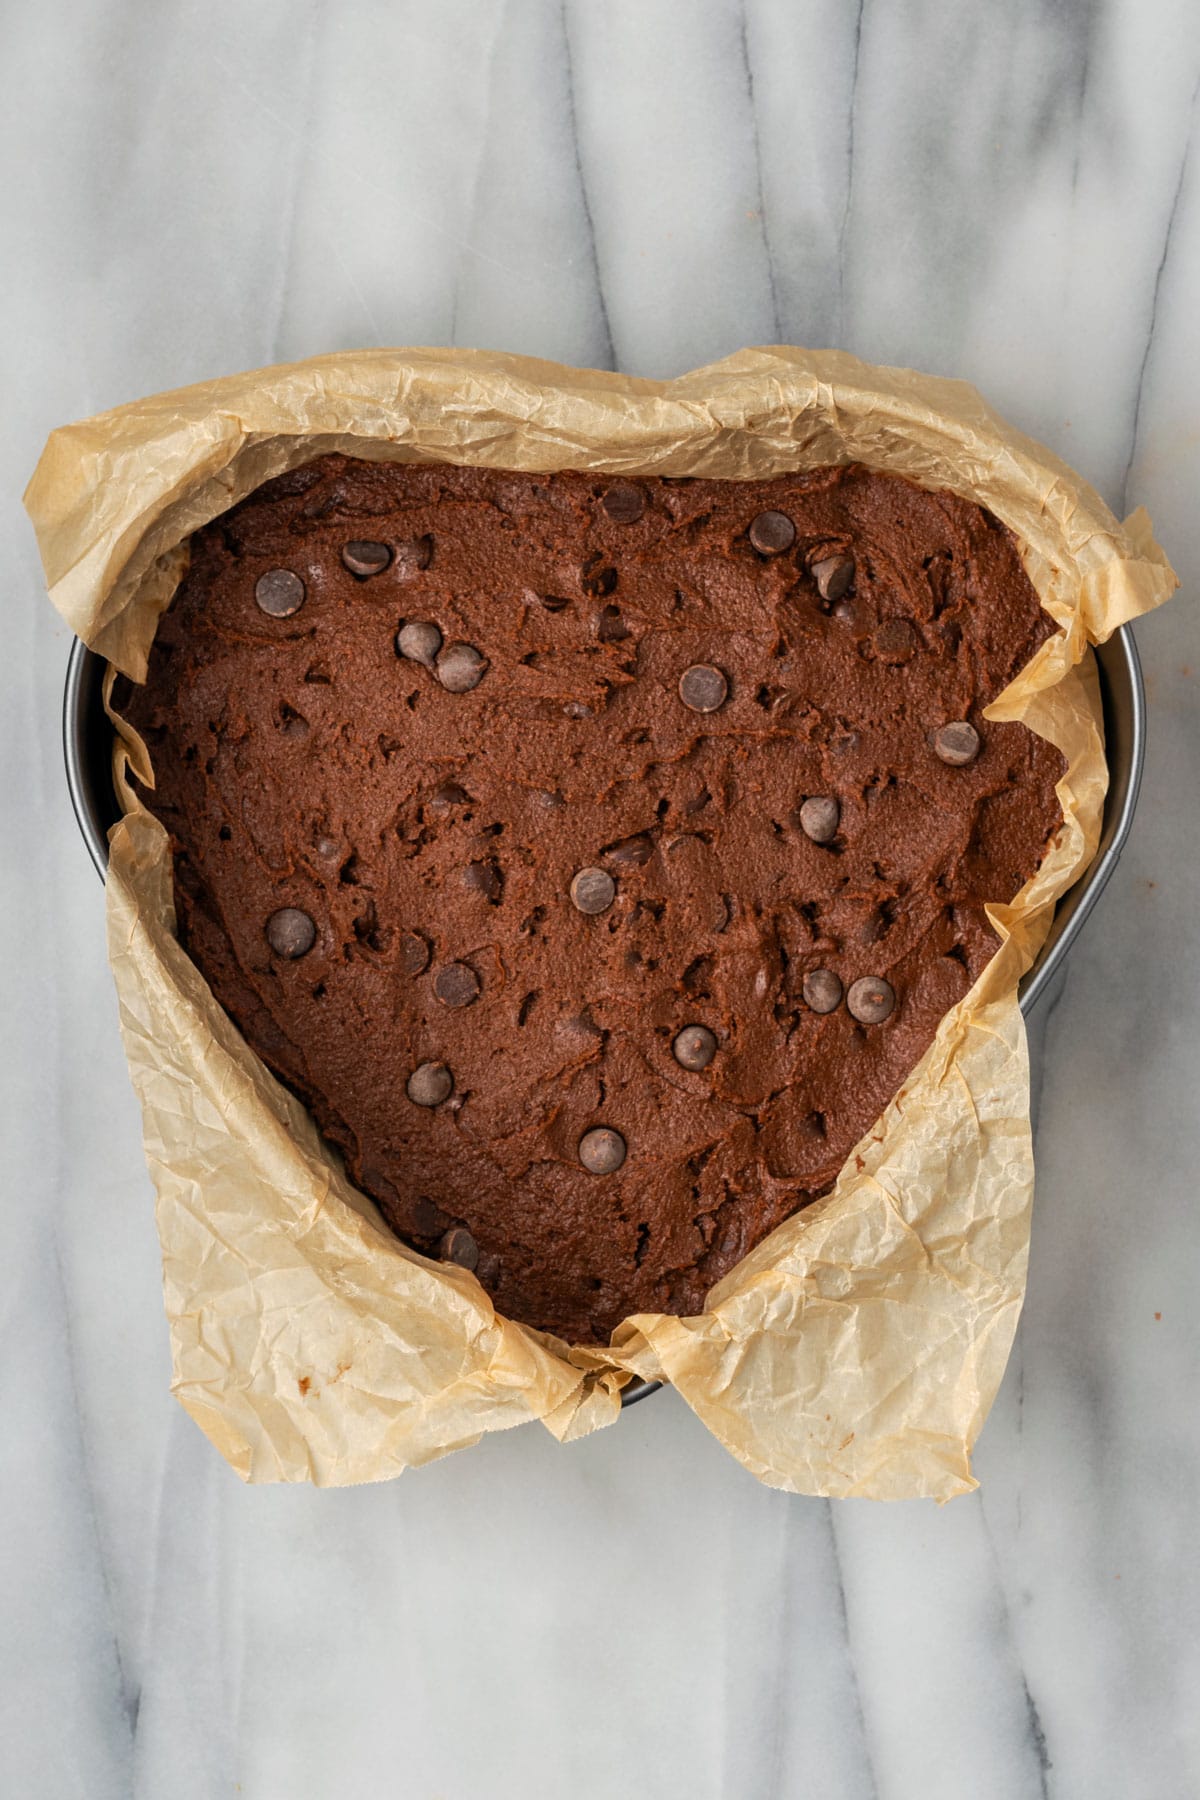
xmin=26 ymin=347 xmax=1177 ymax=1496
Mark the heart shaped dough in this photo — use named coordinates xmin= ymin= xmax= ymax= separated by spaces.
xmin=122 ymin=453 xmax=1063 ymax=1343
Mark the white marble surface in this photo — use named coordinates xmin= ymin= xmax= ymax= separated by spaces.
xmin=3 ymin=3 xmax=1198 ymax=1795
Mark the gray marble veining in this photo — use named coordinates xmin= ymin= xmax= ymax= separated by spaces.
xmin=2 ymin=2 xmax=1198 ymax=1796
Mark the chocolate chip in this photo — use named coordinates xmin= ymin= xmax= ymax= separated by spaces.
xmin=530 ymin=590 xmax=571 ymax=613
xmin=534 ymin=788 xmax=565 ymax=809
xmin=811 ymin=554 xmax=855 ymax=601
xmin=406 ymin=1061 xmax=453 ymax=1107
xmin=831 ymin=598 xmax=857 ymax=626
xmin=932 ymin=721 xmax=981 ymax=766
xmin=412 ymin=1196 xmax=453 ymax=1236
xmin=401 ymin=931 xmax=431 ymax=975
xmin=581 ymin=558 xmax=618 ymax=598
xmin=679 ymin=664 xmax=728 ymax=713
xmin=266 ymin=907 xmax=316 ymax=959
xmin=434 ymin=962 xmax=481 ymax=1008
xmin=464 ymin=860 xmax=502 ymax=902
xmin=602 ymin=481 xmax=645 ymax=523
xmin=430 ymin=781 xmax=470 ymax=808
xmin=562 ymin=700 xmax=593 ymax=719
xmin=597 ymin=604 xmax=630 ymax=643
xmin=314 ymin=835 xmax=340 ymax=860
xmin=341 ymin=540 xmax=391 ymax=577
xmin=799 ymin=796 xmax=840 ymax=844
xmin=394 ymin=535 xmax=433 ymax=579
xmin=846 ymin=975 xmax=896 ymax=1023
xmin=602 ymin=833 xmax=654 ymax=868
xmin=749 ymin=510 xmax=796 ymax=555
xmin=438 ymin=1227 xmax=479 ymax=1270
xmin=802 ymin=968 xmax=843 ymax=1014
xmin=579 ymin=1127 xmax=626 ymax=1175
xmin=396 ymin=620 xmax=443 ymax=666
xmin=672 ymin=1024 xmax=717 ymax=1071
xmin=570 ymin=867 xmax=616 ymax=915
xmin=436 ymin=643 xmax=487 ymax=693
xmin=874 ymin=619 xmax=919 ymax=663
xmin=255 ymin=569 xmax=306 ymax=618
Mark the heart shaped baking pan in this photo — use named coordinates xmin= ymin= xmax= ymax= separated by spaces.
xmin=63 ymin=546 xmax=1145 ymax=1407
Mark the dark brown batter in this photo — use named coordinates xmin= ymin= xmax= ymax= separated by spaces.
xmin=121 ymin=455 xmax=1064 ymax=1344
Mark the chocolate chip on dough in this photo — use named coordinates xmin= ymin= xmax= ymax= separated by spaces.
xmin=749 ymin=510 xmax=796 ymax=554
xmin=579 ymin=1127 xmax=627 ymax=1175
xmin=602 ymin=482 xmax=645 ymax=523
xmin=406 ymin=1062 xmax=453 ymax=1107
xmin=255 ymin=569 xmax=306 ymax=618
xmin=434 ymin=962 xmax=481 ymax=1008
xmin=570 ymin=868 xmax=616 ymax=915
xmin=436 ymin=644 xmax=488 ymax=693
xmin=811 ymin=554 xmax=855 ymax=602
xmin=799 ymin=797 xmax=840 ymax=844
xmin=266 ymin=907 xmax=316 ymax=959
xmin=396 ymin=620 xmax=443 ymax=666
xmin=802 ymin=969 xmax=843 ymax=1014
xmin=439 ymin=1227 xmax=479 ymax=1270
xmin=846 ymin=976 xmax=896 ymax=1023
xmin=932 ymin=721 xmax=981 ymax=766
xmin=401 ymin=931 xmax=431 ymax=975
xmin=603 ymin=833 xmax=654 ymax=868
xmin=341 ymin=540 xmax=391 ymax=577
xmin=679 ymin=664 xmax=728 ymax=713
xmin=672 ymin=1025 xmax=718 ymax=1071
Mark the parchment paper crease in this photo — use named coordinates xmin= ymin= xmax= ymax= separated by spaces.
xmin=26 ymin=347 xmax=1177 ymax=1497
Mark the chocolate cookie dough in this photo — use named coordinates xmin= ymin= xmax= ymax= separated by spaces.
xmin=121 ymin=455 xmax=1064 ymax=1344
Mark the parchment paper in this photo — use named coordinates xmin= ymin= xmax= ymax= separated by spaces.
xmin=26 ymin=347 xmax=1177 ymax=1496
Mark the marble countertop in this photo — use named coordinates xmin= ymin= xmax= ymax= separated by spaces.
xmin=3 ymin=3 xmax=1197 ymax=1796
